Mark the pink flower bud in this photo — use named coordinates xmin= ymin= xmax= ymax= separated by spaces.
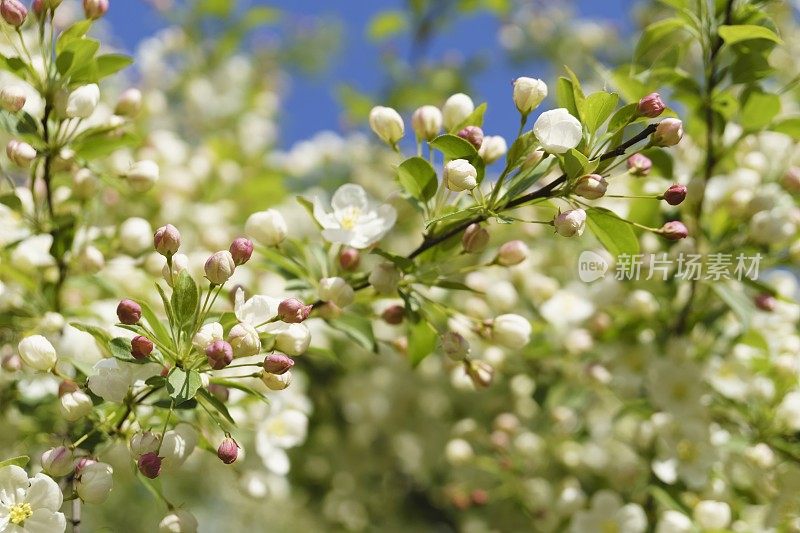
xmin=205 ymin=340 xmax=233 ymax=370
xmin=58 ymin=380 xmax=79 ymax=397
xmin=208 ymin=383 xmax=229 ymax=402
xmin=83 ymin=0 xmax=108 ymax=19
xmin=41 ymin=446 xmax=74 ymax=477
xmin=116 ymin=299 xmax=141 ymax=324
xmin=637 ymin=92 xmax=665 ymax=118
xmin=755 ymin=293 xmax=777 ymax=312
xmin=137 ymin=452 xmax=162 ymax=479
xmin=663 ymin=184 xmax=687 ymax=206
xmin=381 ymin=305 xmax=405 ymax=325
xmin=1 ymin=354 xmax=21 ymax=372
xmin=217 ymin=437 xmax=239 ymax=464
xmin=204 ymin=250 xmax=236 ymax=285
xmin=1 ymin=0 xmax=27 ymax=27
xmin=457 ymin=126 xmax=484 ymax=150
xmin=660 ymin=221 xmax=689 ymax=240
xmin=32 ymin=0 xmax=43 ymax=16
xmin=626 ymin=153 xmax=652 ymax=176
xmin=278 ymin=298 xmax=312 ymax=323
xmin=263 ymin=353 xmax=294 ymax=375
xmin=574 ymin=173 xmax=608 ymax=200
xmin=6 ymin=139 xmax=36 ymax=167
xmin=339 ymin=247 xmax=360 ymax=270
xmin=462 ymin=223 xmax=489 ymax=254
xmin=652 ymin=118 xmax=684 ymax=147
xmin=75 ymin=457 xmax=96 ymax=473
xmin=497 ymin=240 xmax=528 ymax=266
xmin=131 ymin=336 xmax=154 ymax=360
xmin=465 ymin=360 xmax=494 ymax=388
xmin=782 ymin=167 xmax=800 ymax=194
xmin=229 ymin=237 xmax=254 ymax=265
xmin=153 ymin=224 xmax=180 ymax=256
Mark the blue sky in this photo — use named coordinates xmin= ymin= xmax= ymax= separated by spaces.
xmin=106 ymin=1 xmax=636 ymax=147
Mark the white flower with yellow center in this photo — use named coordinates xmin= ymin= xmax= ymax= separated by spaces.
xmin=313 ymin=184 xmax=396 ymax=249
xmin=0 ymin=465 xmax=66 ymax=532
xmin=569 ymin=490 xmax=646 ymax=533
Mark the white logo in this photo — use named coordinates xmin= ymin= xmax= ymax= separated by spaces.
xmin=578 ymin=250 xmax=608 ymax=283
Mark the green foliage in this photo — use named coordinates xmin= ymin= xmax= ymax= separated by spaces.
xmin=586 ymin=207 xmax=640 ymax=258
xmin=397 ymin=157 xmax=438 ymax=202
xmin=167 ymin=368 xmax=203 ymax=405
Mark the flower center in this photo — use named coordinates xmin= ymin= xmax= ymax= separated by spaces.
xmin=9 ymin=502 xmax=33 ymax=525
xmin=677 ymin=439 xmax=697 ymax=462
xmin=339 ymin=207 xmax=361 ymax=230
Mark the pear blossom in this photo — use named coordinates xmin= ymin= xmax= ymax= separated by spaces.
xmin=234 ymin=288 xmax=311 ymax=357
xmin=533 ymin=108 xmax=583 ymax=154
xmin=313 ymin=184 xmax=397 ymax=249
xmin=0 ymin=466 xmax=65 ymax=531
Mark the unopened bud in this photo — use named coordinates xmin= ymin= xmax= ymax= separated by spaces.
xmin=381 ymin=305 xmax=405 ymax=325
xmin=554 ymin=209 xmax=586 ymax=237
xmin=217 ymin=437 xmax=239 ymax=464
xmin=369 ymin=105 xmax=404 ymax=145
xmin=319 ymin=277 xmax=354 ymax=307
xmin=369 ymin=262 xmax=401 ymax=295
xmin=478 ymin=135 xmax=507 ymax=164
xmin=497 ymin=240 xmax=528 ymax=266
xmin=652 ymin=119 xmax=683 ymax=147
xmin=637 ymin=92 xmax=666 ymax=118
xmin=263 ymin=354 xmax=294 ymax=375
xmin=755 ymin=293 xmax=777 ymax=312
xmin=411 ymin=105 xmax=442 ymax=141
xmin=131 ymin=336 xmax=154 ymax=360
xmin=227 ymin=322 xmax=260 ymax=357
xmin=462 ymin=223 xmax=489 ymax=254
xmin=261 ymin=370 xmax=292 ymax=391
xmin=278 ymin=298 xmax=312 ymax=323
xmin=782 ymin=167 xmax=800 ymax=194
xmin=6 ymin=139 xmax=36 ymax=167
xmin=59 ymin=390 xmax=93 ymax=421
xmin=115 ymin=88 xmax=142 ymax=117
xmin=208 ymin=383 xmax=229 ymax=402
xmin=663 ymin=184 xmax=687 ymax=206
xmin=229 ymin=237 xmax=254 ymax=265
xmin=41 ymin=446 xmax=74 ymax=477
xmin=444 ymin=159 xmax=478 ymax=192
xmin=116 ymin=299 xmax=141 ymax=324
xmin=443 ymin=93 xmax=475 ymax=131
xmin=1 ymin=0 xmax=27 ymax=27
xmin=204 ymin=250 xmax=235 ymax=285
xmin=58 ymin=380 xmax=79 ymax=397
xmin=153 ymin=224 xmax=180 ymax=256
xmin=441 ymin=331 xmax=470 ymax=361
xmin=205 ymin=340 xmax=233 ymax=370
xmin=574 ymin=174 xmax=608 ymax=200
xmin=0 ymin=85 xmax=26 ymax=112
xmin=245 ymin=209 xmax=287 ymax=247
xmin=124 ymin=160 xmax=160 ymax=192
xmin=130 ymin=431 xmax=160 ymax=458
xmin=1 ymin=354 xmax=21 ymax=372
xmin=76 ymin=245 xmax=104 ymax=273
xmin=660 ymin=220 xmax=689 ymax=240
xmin=457 ymin=125 xmax=484 ymax=150
xmin=627 ymin=153 xmax=652 ymax=176
xmin=83 ymin=0 xmax=108 ymax=20
xmin=465 ymin=360 xmax=494 ymax=388
xmin=339 ymin=247 xmax=360 ymax=270
xmin=137 ymin=452 xmax=162 ymax=479
xmin=513 ymin=77 xmax=548 ymax=115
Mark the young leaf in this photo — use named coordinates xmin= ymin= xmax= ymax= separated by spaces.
xmin=452 ymin=102 xmax=487 ymax=133
xmin=407 ymin=317 xmax=438 ymax=367
xmin=328 ymin=315 xmax=377 ymax=352
xmin=584 ymin=92 xmax=619 ymax=133
xmin=586 ymin=207 xmax=640 ymax=258
xmin=136 ymin=299 xmax=172 ymax=348
xmin=555 ymin=77 xmax=579 ymax=118
xmin=197 ymin=388 xmax=235 ymax=425
xmin=429 ymin=134 xmax=478 ymax=160
xmin=397 ymin=157 xmax=438 ymax=202
xmin=166 ymin=368 xmax=203 ymax=405
xmin=740 ymin=90 xmax=780 ymax=131
xmin=0 ymin=456 xmax=29 ymax=468
xmin=562 ymin=149 xmax=590 ymax=179
xmin=170 ymin=271 xmax=199 ymax=329
xmin=719 ymin=25 xmax=782 ymax=46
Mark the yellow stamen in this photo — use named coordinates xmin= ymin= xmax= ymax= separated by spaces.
xmin=339 ymin=207 xmax=361 ymax=230
xmin=9 ymin=502 xmax=33 ymax=525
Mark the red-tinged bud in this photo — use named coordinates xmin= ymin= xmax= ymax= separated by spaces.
xmin=277 ymin=298 xmax=312 ymax=323
xmin=339 ymin=247 xmax=360 ymax=271
xmin=217 ymin=437 xmax=239 ymax=464
xmin=1 ymin=0 xmax=28 ymax=27
xmin=637 ymin=92 xmax=665 ymax=118
xmin=462 ymin=223 xmax=489 ymax=254
xmin=497 ymin=240 xmax=529 ymax=266
xmin=83 ymin=0 xmax=108 ymax=20
xmin=205 ymin=340 xmax=233 ymax=370
xmin=208 ymin=383 xmax=229 ymax=402
xmin=465 ymin=360 xmax=494 ymax=388
xmin=381 ymin=305 xmax=405 ymax=325
xmin=660 ymin=221 xmax=689 ymax=240
xmin=131 ymin=336 xmax=154 ymax=360
xmin=1 ymin=354 xmax=21 ymax=372
xmin=116 ymin=299 xmax=141 ymax=324
xmin=137 ymin=451 xmax=162 ymax=479
xmin=153 ymin=224 xmax=180 ymax=256
xmin=263 ymin=353 xmax=294 ymax=375
xmin=160 ymin=366 xmax=170 ymax=377
xmin=471 ymin=489 xmax=489 ymax=506
xmin=229 ymin=237 xmax=254 ymax=265
xmin=457 ymin=125 xmax=484 ymax=150
xmin=627 ymin=153 xmax=652 ymax=176
xmin=58 ymin=380 xmax=79 ymax=397
xmin=75 ymin=457 xmax=96 ymax=473
xmin=663 ymin=184 xmax=687 ymax=206
xmin=32 ymin=0 xmax=43 ymax=17
xmin=755 ymin=293 xmax=777 ymax=312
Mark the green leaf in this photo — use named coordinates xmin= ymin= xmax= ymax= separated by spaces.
xmin=562 ymin=149 xmax=590 ymax=179
xmin=584 ymin=92 xmax=619 ymax=133
xmin=773 ymin=117 xmax=800 ymax=140
xmin=135 ymin=299 xmax=172 ymax=349
xmin=719 ymin=25 xmax=782 ymax=46
xmin=56 ymin=20 xmax=93 ymax=54
xmin=505 ymin=130 xmax=536 ymax=167
xmin=430 ymin=279 xmax=482 ymax=292
xmin=367 ymin=10 xmax=407 ymax=41
xmin=607 ymin=103 xmax=638 ymax=133
xmin=209 ymin=378 xmax=270 ymax=405
xmin=452 ymin=102 xmax=487 ymax=133
xmin=708 ymin=281 xmax=752 ymax=330
xmin=197 ymin=388 xmax=235 ymax=425
xmin=397 ymin=157 xmax=438 ymax=202
xmin=740 ymin=90 xmax=780 ymax=131
xmin=170 ymin=271 xmax=199 ymax=330
xmin=0 ymin=456 xmax=29 ymax=468
xmin=429 ymin=134 xmax=478 ymax=160
xmin=0 ymin=193 xmax=22 ymax=212
xmin=586 ymin=207 xmax=640 ymax=258
xmin=371 ymin=248 xmax=414 ymax=272
xmin=407 ymin=317 xmax=437 ymax=367
xmin=166 ymin=368 xmax=202 ymax=405
xmin=70 ymin=322 xmax=112 ymax=355
xmin=108 ymin=337 xmax=149 ymax=364
xmin=94 ymin=54 xmax=134 ymax=79
xmin=564 ymin=66 xmax=586 ymax=120
xmin=635 ymin=18 xmax=686 ymax=62
xmin=328 ymin=315 xmax=377 ymax=352
xmin=555 ymin=77 xmax=579 ymax=118
xmin=56 ymin=38 xmax=100 ymax=76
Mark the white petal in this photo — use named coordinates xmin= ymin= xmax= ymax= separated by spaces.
xmin=25 ymin=474 xmax=62 ymax=512
xmin=0 ymin=466 xmax=28 ymax=506
xmin=235 ymin=295 xmax=280 ymax=326
xmin=331 ymin=184 xmax=368 ymax=213
xmin=312 ymin=198 xmax=339 ymax=230
xmin=19 ymin=508 xmax=66 ymax=533
xmin=321 ymin=228 xmax=358 ymax=248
